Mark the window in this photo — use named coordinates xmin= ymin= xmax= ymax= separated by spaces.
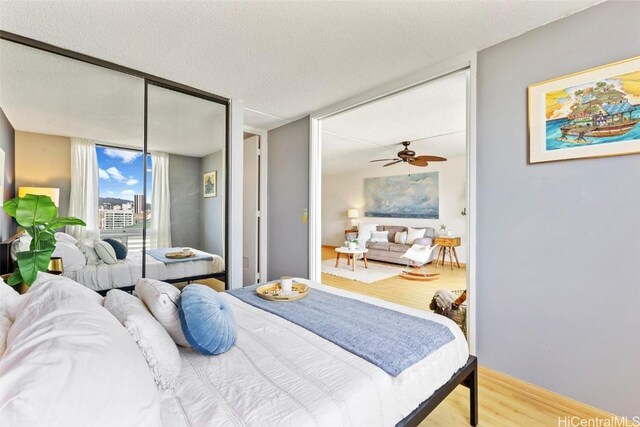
xmin=96 ymin=145 xmax=151 ymax=251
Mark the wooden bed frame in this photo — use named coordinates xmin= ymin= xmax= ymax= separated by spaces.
xmin=398 ymin=355 xmax=478 ymax=426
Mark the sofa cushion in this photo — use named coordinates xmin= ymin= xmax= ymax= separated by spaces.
xmin=367 ymin=241 xmax=392 ymax=251
xmin=413 ymin=237 xmax=433 ymax=247
xmin=389 ymin=243 xmax=410 ymax=253
xmin=383 ymin=226 xmax=405 ymax=241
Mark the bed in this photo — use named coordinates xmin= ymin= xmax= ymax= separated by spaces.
xmin=160 ymin=279 xmax=476 ymax=426
xmin=0 ymin=274 xmax=477 ymax=426
xmin=65 ymin=249 xmax=225 ymax=292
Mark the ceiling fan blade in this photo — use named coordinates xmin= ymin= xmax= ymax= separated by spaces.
xmin=414 ymin=155 xmax=447 ymax=162
xmin=409 ymin=158 xmax=429 ymax=167
xmin=383 ymin=160 xmax=402 ymax=167
xmin=370 ymin=158 xmax=398 ymax=163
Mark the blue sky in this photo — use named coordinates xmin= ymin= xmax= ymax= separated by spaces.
xmin=96 ymin=146 xmax=151 ymax=200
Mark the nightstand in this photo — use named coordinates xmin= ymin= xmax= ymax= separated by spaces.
xmin=344 ymin=229 xmax=358 ymax=241
xmin=433 ymin=236 xmax=461 ymax=269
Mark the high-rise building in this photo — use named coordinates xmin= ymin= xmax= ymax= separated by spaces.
xmin=100 ymin=209 xmax=134 ymax=230
xmin=133 ymin=194 xmax=144 ymax=214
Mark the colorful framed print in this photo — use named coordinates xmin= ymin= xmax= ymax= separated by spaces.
xmin=528 ymin=56 xmax=640 ymax=163
xmin=203 ymin=170 xmax=217 ymax=198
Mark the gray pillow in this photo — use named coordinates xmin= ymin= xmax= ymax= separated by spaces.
xmin=93 ymin=240 xmax=118 ymax=265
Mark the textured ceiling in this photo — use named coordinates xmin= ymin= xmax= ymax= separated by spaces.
xmin=0 ymin=0 xmax=602 ymax=129
xmin=323 ymin=70 xmax=467 ymax=174
xmin=0 ymin=39 xmax=226 ymax=157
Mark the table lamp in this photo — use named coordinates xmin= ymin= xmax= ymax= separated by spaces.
xmin=347 ymin=209 xmax=359 ymax=230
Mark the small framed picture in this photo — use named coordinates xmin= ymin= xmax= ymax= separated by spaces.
xmin=203 ymin=170 xmax=217 ymax=198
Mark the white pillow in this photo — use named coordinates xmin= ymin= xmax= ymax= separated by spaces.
xmin=135 ymin=278 xmax=190 ymax=347
xmin=104 ymin=289 xmax=181 ymax=390
xmin=369 ymin=230 xmax=389 ymax=243
xmin=0 ymin=279 xmax=21 ymax=321
xmin=94 ymin=240 xmax=118 ymax=265
xmin=54 ymin=232 xmax=78 ymax=245
xmin=77 ymin=243 xmax=102 ymax=265
xmin=0 ymin=274 xmax=161 ymax=426
xmin=394 ymin=231 xmax=408 ymax=245
xmin=0 ymin=314 xmax=11 ymax=357
xmin=51 ymin=241 xmax=87 ymax=272
xmin=407 ymin=227 xmax=427 ymax=245
xmin=357 ymin=223 xmax=378 ymax=243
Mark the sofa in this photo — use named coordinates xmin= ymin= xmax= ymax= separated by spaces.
xmin=364 ymin=225 xmax=435 ymax=265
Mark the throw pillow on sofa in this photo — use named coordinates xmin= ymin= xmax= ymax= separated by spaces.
xmin=407 ymin=227 xmax=427 ymax=245
xmin=394 ymin=231 xmax=408 ymax=245
xmin=370 ymin=231 xmax=389 ymax=243
xmin=357 ymin=223 xmax=378 ymax=244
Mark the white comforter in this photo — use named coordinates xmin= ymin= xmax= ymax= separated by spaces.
xmin=160 ymin=279 xmax=469 ymax=426
xmin=66 ymin=250 xmax=225 ymax=291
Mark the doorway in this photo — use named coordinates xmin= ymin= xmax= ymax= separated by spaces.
xmin=309 ymin=60 xmax=477 ymax=352
xmin=243 ymin=129 xmax=268 ymax=286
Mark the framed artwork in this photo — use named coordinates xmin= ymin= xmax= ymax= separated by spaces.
xmin=203 ymin=170 xmax=217 ymax=198
xmin=364 ymin=172 xmax=439 ymax=219
xmin=528 ymin=56 xmax=640 ymax=163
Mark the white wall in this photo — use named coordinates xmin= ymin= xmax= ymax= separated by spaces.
xmin=322 ymin=155 xmax=467 ymax=262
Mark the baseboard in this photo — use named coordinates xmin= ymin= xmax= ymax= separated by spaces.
xmin=480 ymin=366 xmax=620 ymax=419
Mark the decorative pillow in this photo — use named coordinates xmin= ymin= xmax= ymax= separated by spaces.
xmin=407 ymin=227 xmax=427 ymax=245
xmin=136 ymin=278 xmax=190 ymax=347
xmin=394 ymin=231 xmax=408 ymax=245
xmin=54 ymin=232 xmax=78 ymax=245
xmin=94 ymin=240 xmax=118 ymax=265
xmin=370 ymin=230 xmax=389 ymax=243
xmin=357 ymin=223 xmax=378 ymax=243
xmin=51 ymin=241 xmax=87 ymax=272
xmin=77 ymin=243 xmax=102 ymax=265
xmin=103 ymin=238 xmax=128 ymax=260
xmin=0 ymin=314 xmax=11 ymax=357
xmin=104 ymin=289 xmax=181 ymax=390
xmin=179 ymin=284 xmax=236 ymax=355
xmin=0 ymin=279 xmax=21 ymax=321
xmin=0 ymin=275 xmax=161 ymax=426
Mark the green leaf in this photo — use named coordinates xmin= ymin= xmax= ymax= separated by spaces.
xmin=3 ymin=198 xmax=19 ymax=218
xmin=16 ymin=248 xmax=54 ymax=285
xmin=49 ymin=217 xmax=86 ymax=230
xmin=15 ymin=194 xmax=58 ymax=227
xmin=7 ymin=270 xmax=23 ymax=286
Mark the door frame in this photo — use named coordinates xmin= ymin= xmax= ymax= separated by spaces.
xmin=244 ymin=125 xmax=269 ymax=284
xmin=308 ymin=51 xmax=478 ymax=354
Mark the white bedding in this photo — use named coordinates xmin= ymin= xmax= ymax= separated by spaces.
xmin=65 ymin=250 xmax=225 ymax=291
xmin=160 ymin=278 xmax=469 ymax=426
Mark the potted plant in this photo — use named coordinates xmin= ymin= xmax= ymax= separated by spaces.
xmin=3 ymin=194 xmax=85 ymax=288
xmin=439 ymin=224 xmax=447 ymax=236
xmin=348 ymin=239 xmax=359 ymax=250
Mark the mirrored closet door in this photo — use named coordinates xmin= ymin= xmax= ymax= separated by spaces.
xmin=145 ymin=84 xmax=227 ymax=290
xmin=0 ymin=34 xmax=228 ymax=293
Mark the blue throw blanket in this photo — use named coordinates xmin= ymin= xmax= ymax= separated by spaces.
xmin=228 ymin=284 xmax=455 ymax=376
xmin=147 ymin=248 xmax=214 ymax=264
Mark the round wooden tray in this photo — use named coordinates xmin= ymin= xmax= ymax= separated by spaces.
xmin=256 ymin=282 xmax=310 ymax=302
xmin=165 ymin=251 xmax=196 ymax=259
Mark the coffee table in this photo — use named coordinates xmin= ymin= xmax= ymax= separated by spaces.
xmin=334 ymin=247 xmax=368 ymax=271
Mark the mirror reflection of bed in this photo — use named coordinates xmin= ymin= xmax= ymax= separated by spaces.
xmin=0 ymin=39 xmax=227 ymax=292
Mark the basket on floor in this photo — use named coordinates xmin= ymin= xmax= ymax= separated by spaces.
xmin=429 ymin=289 xmax=467 ymax=337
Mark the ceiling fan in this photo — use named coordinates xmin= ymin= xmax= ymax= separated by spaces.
xmin=370 ymin=141 xmax=447 ymax=167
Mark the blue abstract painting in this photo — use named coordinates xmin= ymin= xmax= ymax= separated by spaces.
xmin=364 ymin=172 xmax=439 ymax=219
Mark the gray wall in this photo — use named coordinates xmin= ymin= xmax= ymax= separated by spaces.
xmin=200 ymin=150 xmax=225 ymax=257
xmin=169 ymin=153 xmax=201 ymax=248
xmin=0 ymin=107 xmax=15 ymax=241
xmin=267 ymin=117 xmax=309 ymax=280
xmin=476 ymin=1 xmax=640 ymax=417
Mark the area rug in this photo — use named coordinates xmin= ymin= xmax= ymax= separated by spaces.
xmin=321 ymin=259 xmax=404 ymax=284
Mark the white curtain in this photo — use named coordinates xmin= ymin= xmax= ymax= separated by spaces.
xmin=150 ymin=151 xmax=172 ymax=249
xmin=67 ymin=138 xmax=99 ymax=241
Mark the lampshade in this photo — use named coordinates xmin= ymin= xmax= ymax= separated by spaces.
xmin=347 ymin=209 xmax=359 ymax=219
xmin=18 ymin=187 xmax=60 ymax=207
